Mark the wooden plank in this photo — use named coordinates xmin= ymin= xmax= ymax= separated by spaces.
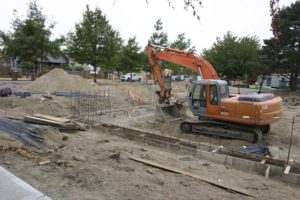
xmin=129 ymin=156 xmax=256 ymax=198
xmin=38 ymin=160 xmax=51 ymax=166
xmin=24 ymin=116 xmax=78 ymax=130
xmin=25 ymin=116 xmax=65 ymax=126
xmin=33 ymin=114 xmax=70 ymax=123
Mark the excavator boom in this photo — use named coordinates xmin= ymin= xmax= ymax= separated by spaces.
xmin=146 ymin=44 xmax=219 ymax=102
xmin=147 ymin=45 xmax=219 ymax=79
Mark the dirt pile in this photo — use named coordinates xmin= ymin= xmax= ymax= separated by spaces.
xmin=27 ymin=68 xmax=99 ymax=92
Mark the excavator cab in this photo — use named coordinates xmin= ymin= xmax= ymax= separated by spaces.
xmin=189 ymin=80 xmax=229 ymax=119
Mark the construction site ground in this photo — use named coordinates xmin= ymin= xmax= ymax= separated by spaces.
xmin=0 ymin=73 xmax=300 ymax=200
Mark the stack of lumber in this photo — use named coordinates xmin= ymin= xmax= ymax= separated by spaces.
xmin=24 ymin=114 xmax=85 ymax=131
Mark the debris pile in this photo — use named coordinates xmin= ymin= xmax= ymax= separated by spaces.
xmin=27 ymin=68 xmax=99 ymax=93
xmin=0 ymin=88 xmax=12 ymax=97
xmin=0 ymin=87 xmax=31 ymax=98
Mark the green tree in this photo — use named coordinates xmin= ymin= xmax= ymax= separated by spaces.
xmin=146 ymin=18 xmax=169 ymax=73
xmin=118 ymin=37 xmax=144 ymax=77
xmin=148 ymin=18 xmax=169 ymax=48
xmin=262 ymin=1 xmax=300 ymax=91
xmin=140 ymin=51 xmax=150 ymax=73
xmin=0 ymin=1 xmax=62 ymax=76
xmin=168 ymin=33 xmax=196 ymax=74
xmin=202 ymin=32 xmax=260 ymax=80
xmin=66 ymin=5 xmax=122 ymax=82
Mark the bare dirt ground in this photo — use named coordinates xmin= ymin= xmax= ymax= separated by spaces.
xmin=103 ymin=80 xmax=300 ymax=162
xmin=1 ymin=76 xmax=300 ymax=200
xmin=1 ymin=128 xmax=300 ymax=200
xmin=128 ymin=105 xmax=300 ymax=161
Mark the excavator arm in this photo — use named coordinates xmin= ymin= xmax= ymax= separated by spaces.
xmin=146 ymin=44 xmax=219 ymax=103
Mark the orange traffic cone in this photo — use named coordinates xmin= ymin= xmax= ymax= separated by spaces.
xmin=128 ymin=89 xmax=132 ymax=99
xmin=135 ymin=93 xmax=142 ymax=106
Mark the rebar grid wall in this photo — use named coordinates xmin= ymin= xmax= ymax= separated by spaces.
xmin=70 ymin=84 xmax=159 ymax=125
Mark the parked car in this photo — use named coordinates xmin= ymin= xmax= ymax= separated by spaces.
xmin=171 ymin=75 xmax=184 ymax=81
xmin=120 ymin=73 xmax=142 ymax=82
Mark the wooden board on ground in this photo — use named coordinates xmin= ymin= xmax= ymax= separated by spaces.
xmin=129 ymin=156 xmax=256 ymax=198
xmin=33 ymin=114 xmax=70 ymax=123
xmin=24 ymin=115 xmax=79 ymax=130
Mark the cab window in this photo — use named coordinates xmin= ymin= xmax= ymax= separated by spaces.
xmin=191 ymin=84 xmax=206 ymax=108
xmin=199 ymin=85 xmax=206 ymax=107
xmin=210 ymin=85 xmax=218 ymax=105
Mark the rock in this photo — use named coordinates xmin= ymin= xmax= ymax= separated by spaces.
xmin=140 ymin=147 xmax=147 ymax=152
xmin=179 ymin=180 xmax=189 ymax=187
xmin=97 ymin=139 xmax=110 ymax=144
xmin=179 ymin=155 xmax=194 ymax=161
xmin=109 ymin=152 xmax=121 ymax=161
xmin=62 ymin=136 xmax=68 ymax=141
xmin=40 ymin=97 xmax=46 ymax=102
xmin=198 ymin=160 xmax=210 ymax=167
xmin=146 ymin=168 xmax=154 ymax=174
xmin=42 ymin=94 xmax=53 ymax=99
xmin=202 ymin=162 xmax=210 ymax=167
xmin=55 ymin=159 xmax=71 ymax=167
xmin=73 ymin=155 xmax=86 ymax=162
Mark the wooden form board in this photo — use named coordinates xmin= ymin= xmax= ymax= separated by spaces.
xmin=24 ymin=116 xmax=65 ymax=126
xmin=129 ymin=156 xmax=256 ymax=198
xmin=24 ymin=115 xmax=77 ymax=129
xmin=33 ymin=114 xmax=70 ymax=123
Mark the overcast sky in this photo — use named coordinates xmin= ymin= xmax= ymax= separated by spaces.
xmin=0 ymin=0 xmax=297 ymax=53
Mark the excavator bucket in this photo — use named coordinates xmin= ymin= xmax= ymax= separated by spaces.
xmin=155 ymin=104 xmax=182 ymax=122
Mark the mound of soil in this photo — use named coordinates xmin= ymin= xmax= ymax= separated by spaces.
xmin=27 ymin=68 xmax=99 ymax=92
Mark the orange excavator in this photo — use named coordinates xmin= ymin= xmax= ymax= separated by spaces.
xmin=146 ymin=44 xmax=283 ymax=143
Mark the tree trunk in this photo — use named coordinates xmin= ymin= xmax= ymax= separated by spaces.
xmin=289 ymin=72 xmax=298 ymax=91
xmin=32 ymin=60 xmax=38 ymax=81
xmin=93 ymin=66 xmax=97 ymax=83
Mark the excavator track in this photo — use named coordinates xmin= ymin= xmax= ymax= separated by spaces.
xmin=180 ymin=120 xmax=263 ymax=143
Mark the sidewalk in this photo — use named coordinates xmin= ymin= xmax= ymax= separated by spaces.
xmin=0 ymin=166 xmax=51 ymax=200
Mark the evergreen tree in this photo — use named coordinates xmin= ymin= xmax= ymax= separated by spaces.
xmin=66 ymin=5 xmax=122 ymax=82
xmin=146 ymin=18 xmax=169 ymax=73
xmin=0 ymin=1 xmax=62 ymax=77
xmin=148 ymin=18 xmax=169 ymax=48
xmin=118 ymin=37 xmax=144 ymax=75
xmin=262 ymin=1 xmax=300 ymax=91
xmin=168 ymin=33 xmax=196 ymax=74
xmin=202 ymin=32 xmax=260 ymax=80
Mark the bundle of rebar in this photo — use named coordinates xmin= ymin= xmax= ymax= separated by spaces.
xmin=0 ymin=117 xmax=48 ymax=149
